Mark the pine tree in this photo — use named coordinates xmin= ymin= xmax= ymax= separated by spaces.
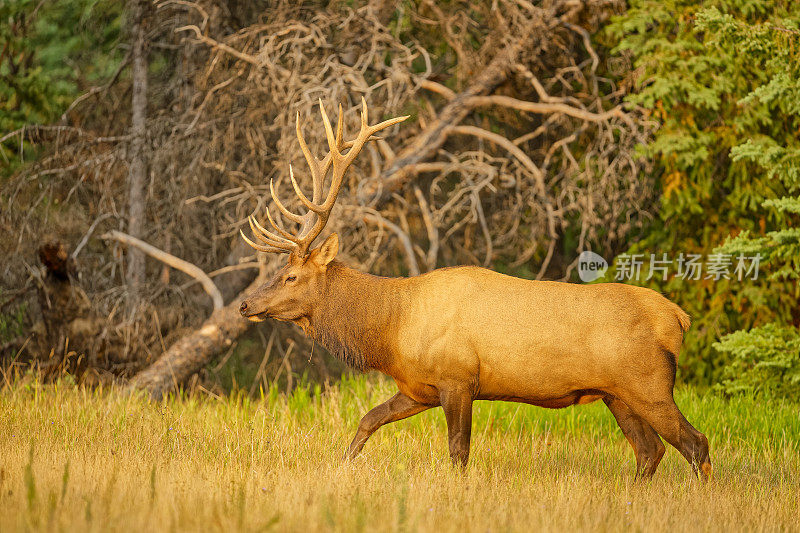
xmin=700 ymin=8 xmax=800 ymax=395
xmin=0 ymin=0 xmax=122 ymax=175
xmin=609 ymin=1 xmax=800 ymax=391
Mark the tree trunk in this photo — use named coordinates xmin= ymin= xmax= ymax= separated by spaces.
xmin=34 ymin=242 xmax=107 ymax=379
xmin=125 ymin=0 xmax=149 ymax=291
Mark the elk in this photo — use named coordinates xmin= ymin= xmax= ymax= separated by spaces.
xmin=239 ymin=99 xmax=712 ymax=480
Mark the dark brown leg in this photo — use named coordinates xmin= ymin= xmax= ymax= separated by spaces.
xmin=619 ymin=392 xmax=712 ymax=480
xmin=345 ymin=392 xmax=433 ymax=459
xmin=439 ymin=388 xmax=473 ymax=467
xmin=604 ymin=396 xmax=665 ymax=479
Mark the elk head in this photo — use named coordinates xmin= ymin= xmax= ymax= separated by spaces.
xmin=238 ymin=99 xmax=408 ymax=324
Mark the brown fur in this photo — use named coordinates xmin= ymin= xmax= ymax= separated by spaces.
xmin=308 ymin=263 xmax=403 ymax=372
xmin=240 ymin=234 xmax=712 ymax=480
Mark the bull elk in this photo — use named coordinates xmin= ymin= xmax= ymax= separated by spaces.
xmin=239 ymin=99 xmax=712 ymax=480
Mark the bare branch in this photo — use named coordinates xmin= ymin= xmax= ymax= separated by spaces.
xmin=369 ymin=39 xmax=524 ymax=202
xmin=101 ymin=230 xmax=224 ymax=309
xmin=464 ymin=95 xmax=626 ymax=123
xmin=175 ymin=25 xmax=260 ymax=65
xmin=417 ymin=79 xmax=456 ymax=100
xmin=361 ymin=211 xmax=421 ymax=276
xmin=413 ymin=185 xmax=439 ymax=271
xmin=449 ymin=125 xmax=545 ymax=194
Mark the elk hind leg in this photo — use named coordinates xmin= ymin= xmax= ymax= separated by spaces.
xmin=346 ymin=392 xmax=433 ymax=460
xmin=604 ymin=396 xmax=665 ymax=479
xmin=439 ymin=388 xmax=473 ymax=467
xmin=621 ymin=392 xmax=712 ymax=480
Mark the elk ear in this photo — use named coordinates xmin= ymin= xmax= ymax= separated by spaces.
xmin=313 ymin=233 xmax=339 ymax=267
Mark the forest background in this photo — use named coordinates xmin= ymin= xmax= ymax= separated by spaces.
xmin=1 ymin=0 xmax=798 ymax=399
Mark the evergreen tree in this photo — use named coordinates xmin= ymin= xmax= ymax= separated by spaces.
xmin=1 ymin=0 xmax=122 ymax=174
xmin=702 ymin=8 xmax=800 ymax=395
xmin=609 ymin=1 xmax=800 ymax=390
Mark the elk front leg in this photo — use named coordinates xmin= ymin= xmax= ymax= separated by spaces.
xmin=439 ymin=388 xmax=474 ymax=467
xmin=346 ymin=392 xmax=432 ymax=460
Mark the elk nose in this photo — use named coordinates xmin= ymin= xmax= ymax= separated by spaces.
xmin=239 ymin=301 xmax=249 ymax=316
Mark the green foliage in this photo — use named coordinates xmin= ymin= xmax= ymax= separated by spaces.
xmin=608 ymin=1 xmax=800 ymax=387
xmin=702 ymin=5 xmax=800 ymax=396
xmin=714 ymin=323 xmax=800 ymax=395
xmin=1 ymin=1 xmax=58 ymax=134
xmin=0 ymin=0 xmax=122 ymax=173
xmin=0 ymin=300 xmax=26 ymax=342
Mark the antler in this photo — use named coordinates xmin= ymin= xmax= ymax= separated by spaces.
xmin=241 ymin=97 xmax=409 ymax=257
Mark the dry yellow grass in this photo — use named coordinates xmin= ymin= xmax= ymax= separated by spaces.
xmin=0 ymin=376 xmax=798 ymax=532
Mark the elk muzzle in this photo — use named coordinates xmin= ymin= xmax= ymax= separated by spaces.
xmin=239 ymin=299 xmax=268 ymax=322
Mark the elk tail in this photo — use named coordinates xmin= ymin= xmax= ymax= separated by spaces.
xmin=673 ymin=303 xmax=691 ymax=335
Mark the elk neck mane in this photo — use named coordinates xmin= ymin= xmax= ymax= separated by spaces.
xmin=307 ymin=261 xmax=404 ymax=372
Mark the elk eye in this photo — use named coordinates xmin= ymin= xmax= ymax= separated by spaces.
xmin=285 ymin=275 xmax=297 ymax=284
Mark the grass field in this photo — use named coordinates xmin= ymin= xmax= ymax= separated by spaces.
xmin=1 ymin=375 xmax=798 ymax=532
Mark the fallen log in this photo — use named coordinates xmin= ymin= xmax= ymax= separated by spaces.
xmin=128 ymin=273 xmax=265 ymax=400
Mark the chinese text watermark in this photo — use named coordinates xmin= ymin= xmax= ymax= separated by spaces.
xmin=578 ymin=252 xmax=762 ymax=283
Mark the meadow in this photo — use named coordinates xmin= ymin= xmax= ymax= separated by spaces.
xmin=0 ymin=375 xmax=798 ymax=532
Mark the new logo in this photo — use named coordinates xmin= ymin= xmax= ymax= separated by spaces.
xmin=578 ymin=250 xmax=608 ymax=282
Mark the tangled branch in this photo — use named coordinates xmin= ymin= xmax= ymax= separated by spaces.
xmin=1 ymin=0 xmax=655 ymax=386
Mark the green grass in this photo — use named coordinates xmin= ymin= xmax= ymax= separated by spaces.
xmin=0 ymin=375 xmax=798 ymax=532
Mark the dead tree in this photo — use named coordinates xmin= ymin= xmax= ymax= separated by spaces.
xmin=31 ymin=242 xmax=105 ymax=379
xmin=125 ymin=0 xmax=150 ymax=292
xmin=2 ymin=0 xmax=655 ymax=394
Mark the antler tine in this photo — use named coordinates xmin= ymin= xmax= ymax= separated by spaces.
xmin=317 ymin=104 xmax=346 ymax=181
xmin=248 ymin=216 xmax=297 ymax=250
xmin=242 ymin=99 xmax=408 ymax=257
xmin=335 ymin=103 xmax=344 ymax=149
xmin=360 ymin=95 xmax=369 ymax=127
xmin=289 ymin=164 xmax=324 ymax=214
xmin=318 ymin=98 xmax=339 ymax=158
xmin=361 ymin=95 xmax=410 ymax=138
xmin=270 ymin=177 xmax=304 ymax=224
xmin=240 ymin=229 xmax=290 ymax=254
xmin=369 ymin=114 xmax=411 ymax=135
xmin=296 ymin=111 xmax=322 ymax=202
xmin=263 ymin=204 xmax=302 ymax=243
